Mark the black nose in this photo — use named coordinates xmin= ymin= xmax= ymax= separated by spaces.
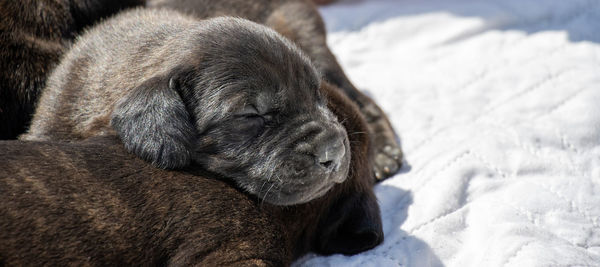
xmin=315 ymin=140 xmax=345 ymax=171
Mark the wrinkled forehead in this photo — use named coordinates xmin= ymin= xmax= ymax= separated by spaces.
xmin=219 ymin=44 xmax=321 ymax=106
xmin=216 ymin=67 xmax=324 ymax=114
xmin=191 ymin=17 xmax=325 ymax=113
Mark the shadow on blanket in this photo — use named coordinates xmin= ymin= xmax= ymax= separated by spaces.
xmin=296 ymin=185 xmax=444 ymax=266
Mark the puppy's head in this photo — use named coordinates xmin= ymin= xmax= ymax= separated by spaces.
xmin=111 ymin=17 xmax=350 ymax=205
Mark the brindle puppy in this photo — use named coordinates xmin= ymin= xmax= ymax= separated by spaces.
xmin=0 ymin=0 xmax=144 ymax=140
xmin=1 ymin=82 xmax=381 ymax=266
xmin=23 ymin=9 xmax=351 ymax=205
xmin=147 ymin=0 xmax=403 ymax=179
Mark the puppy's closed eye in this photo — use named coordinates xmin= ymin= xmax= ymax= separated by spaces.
xmin=234 ymin=105 xmax=262 ymax=130
xmin=237 ymin=105 xmax=260 ymax=117
xmin=235 ymin=105 xmax=281 ymax=133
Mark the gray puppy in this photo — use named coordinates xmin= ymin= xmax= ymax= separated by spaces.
xmin=148 ymin=0 xmax=404 ymax=179
xmin=23 ymin=8 xmax=350 ymax=206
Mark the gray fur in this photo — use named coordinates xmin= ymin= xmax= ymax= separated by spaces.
xmin=23 ymin=8 xmax=350 ymax=206
xmin=148 ymin=0 xmax=404 ymax=180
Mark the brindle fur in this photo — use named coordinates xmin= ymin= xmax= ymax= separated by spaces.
xmin=1 ymin=82 xmax=381 ymax=266
xmin=0 ymin=0 xmax=144 ymax=139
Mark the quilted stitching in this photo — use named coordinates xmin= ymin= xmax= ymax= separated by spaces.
xmin=294 ymin=0 xmax=600 ymax=266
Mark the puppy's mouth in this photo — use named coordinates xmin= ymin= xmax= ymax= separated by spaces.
xmin=256 ymin=138 xmax=351 ymax=206
xmin=289 ymin=180 xmax=336 ymax=204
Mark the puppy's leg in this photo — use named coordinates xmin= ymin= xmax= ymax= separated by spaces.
xmin=265 ymin=1 xmax=403 ymax=180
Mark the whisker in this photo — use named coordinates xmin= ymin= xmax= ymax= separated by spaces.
xmin=260 ymin=183 xmax=276 ymax=208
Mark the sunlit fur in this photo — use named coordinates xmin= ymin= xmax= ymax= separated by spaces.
xmin=0 ymin=0 xmax=144 ymax=139
xmin=22 ymin=9 xmax=350 ymax=205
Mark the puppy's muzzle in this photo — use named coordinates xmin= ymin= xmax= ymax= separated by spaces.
xmin=267 ymin=118 xmax=350 ymax=205
xmin=295 ymin=120 xmax=348 ymax=180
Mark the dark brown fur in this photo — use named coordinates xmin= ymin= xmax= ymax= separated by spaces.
xmin=148 ymin=0 xmax=404 ymax=179
xmin=0 ymin=0 xmax=145 ymax=140
xmin=0 ymin=82 xmax=380 ymax=266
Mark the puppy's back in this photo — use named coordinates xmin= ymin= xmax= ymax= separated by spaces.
xmin=21 ymin=8 xmax=198 ymax=141
xmin=0 ymin=138 xmax=290 ymax=265
xmin=0 ymin=0 xmax=144 ymax=139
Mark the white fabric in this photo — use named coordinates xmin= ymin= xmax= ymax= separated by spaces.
xmin=294 ymin=0 xmax=600 ymax=266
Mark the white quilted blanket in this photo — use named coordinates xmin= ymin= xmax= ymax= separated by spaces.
xmin=294 ymin=0 xmax=600 ymax=266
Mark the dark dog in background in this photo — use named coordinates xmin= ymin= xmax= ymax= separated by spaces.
xmin=23 ymin=9 xmax=352 ymax=205
xmin=148 ymin=0 xmax=403 ymax=179
xmin=0 ymin=0 xmax=144 ymax=139
xmin=1 ymin=82 xmax=382 ymax=266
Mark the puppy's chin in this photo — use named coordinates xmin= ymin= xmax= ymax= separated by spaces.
xmin=262 ymin=170 xmax=348 ymax=206
xmin=273 ymin=181 xmax=336 ymax=206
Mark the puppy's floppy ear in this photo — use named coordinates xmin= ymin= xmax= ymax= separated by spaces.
xmin=111 ymin=70 xmax=196 ymax=169
xmin=316 ymin=191 xmax=384 ymax=255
